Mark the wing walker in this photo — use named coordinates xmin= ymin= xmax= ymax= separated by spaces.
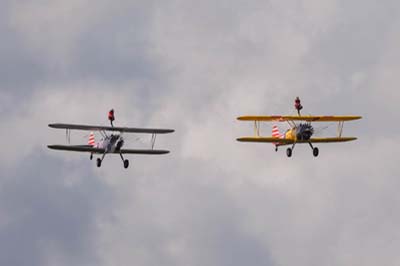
xmin=237 ymin=98 xmax=361 ymax=157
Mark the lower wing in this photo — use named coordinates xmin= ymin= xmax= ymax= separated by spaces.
xmin=236 ymin=137 xmax=357 ymax=143
xmin=237 ymin=137 xmax=294 ymax=144
xmin=119 ymin=149 xmax=170 ymax=155
xmin=48 ymin=145 xmax=170 ymax=155
xmin=48 ymin=145 xmax=105 ymax=153
xmin=306 ymin=137 xmax=357 ymax=143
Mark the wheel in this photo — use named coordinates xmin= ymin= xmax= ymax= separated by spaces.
xmin=275 ymin=146 xmax=278 ymax=152
xmin=286 ymin=147 xmax=292 ymax=157
xmin=313 ymin=147 xmax=319 ymax=157
xmin=123 ymin=159 xmax=129 ymax=169
xmin=90 ymin=154 xmax=93 ymax=160
xmin=96 ymin=158 xmax=102 ymax=167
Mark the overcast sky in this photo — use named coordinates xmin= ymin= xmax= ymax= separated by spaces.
xmin=1 ymin=1 xmax=400 ymax=265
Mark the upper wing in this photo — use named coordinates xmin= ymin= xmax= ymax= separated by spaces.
xmin=49 ymin=123 xmax=174 ymax=134
xmin=237 ymin=116 xmax=362 ymax=122
xmin=236 ymin=137 xmax=357 ymax=143
xmin=48 ymin=145 xmax=105 ymax=153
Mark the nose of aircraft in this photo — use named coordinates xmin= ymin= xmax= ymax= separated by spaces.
xmin=116 ymin=138 xmax=124 ymax=149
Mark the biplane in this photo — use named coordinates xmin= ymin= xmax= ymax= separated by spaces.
xmin=48 ymin=110 xmax=174 ymax=168
xmin=236 ymin=98 xmax=361 ymax=157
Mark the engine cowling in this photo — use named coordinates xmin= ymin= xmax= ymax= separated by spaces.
xmin=296 ymin=123 xmax=314 ymax=140
xmin=116 ymin=139 xmax=124 ymax=150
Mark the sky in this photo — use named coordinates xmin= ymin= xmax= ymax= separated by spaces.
xmin=1 ymin=0 xmax=400 ymax=265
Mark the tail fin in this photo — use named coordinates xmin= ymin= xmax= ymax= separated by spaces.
xmin=272 ymin=125 xmax=281 ymax=138
xmin=272 ymin=125 xmax=282 ymax=149
xmin=88 ymin=132 xmax=96 ymax=147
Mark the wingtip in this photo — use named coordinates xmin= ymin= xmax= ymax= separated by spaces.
xmin=48 ymin=123 xmax=62 ymax=128
xmin=155 ymin=150 xmax=170 ymax=154
xmin=159 ymin=129 xmax=175 ymax=134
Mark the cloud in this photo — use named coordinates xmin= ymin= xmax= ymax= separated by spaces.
xmin=1 ymin=0 xmax=400 ymax=266
xmin=0 ymin=153 xmax=114 ymax=266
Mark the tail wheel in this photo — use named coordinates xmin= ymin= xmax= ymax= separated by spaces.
xmin=96 ymin=158 xmax=102 ymax=167
xmin=124 ymin=159 xmax=129 ymax=169
xmin=286 ymin=147 xmax=292 ymax=157
xmin=313 ymin=147 xmax=319 ymax=157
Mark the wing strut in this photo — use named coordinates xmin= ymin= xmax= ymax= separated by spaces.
xmin=287 ymin=120 xmax=296 ymax=128
xmin=337 ymin=121 xmax=344 ymax=137
xmin=151 ymin=133 xmax=157 ymax=150
xmin=254 ymin=121 xmax=260 ymax=136
xmin=100 ymin=130 xmax=107 ymax=138
xmin=66 ymin=129 xmax=71 ymax=144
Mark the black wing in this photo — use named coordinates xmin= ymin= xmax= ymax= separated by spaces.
xmin=119 ymin=149 xmax=170 ymax=155
xmin=48 ymin=145 xmax=170 ymax=155
xmin=48 ymin=145 xmax=105 ymax=153
xmin=49 ymin=123 xmax=174 ymax=134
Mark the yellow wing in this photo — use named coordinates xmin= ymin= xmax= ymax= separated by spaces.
xmin=237 ymin=115 xmax=362 ymax=122
xmin=237 ymin=137 xmax=357 ymax=143
xmin=306 ymin=137 xmax=357 ymax=143
xmin=237 ymin=137 xmax=294 ymax=144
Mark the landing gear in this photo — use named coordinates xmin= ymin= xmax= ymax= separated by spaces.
xmin=286 ymin=143 xmax=295 ymax=157
xmin=120 ymin=153 xmax=129 ymax=169
xmin=286 ymin=147 xmax=292 ymax=157
xmin=96 ymin=152 xmax=106 ymax=168
xmin=308 ymin=142 xmax=319 ymax=157
xmin=313 ymin=147 xmax=319 ymax=157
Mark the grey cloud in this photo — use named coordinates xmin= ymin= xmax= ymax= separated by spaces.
xmin=0 ymin=152 xmax=114 ymax=266
xmin=1 ymin=0 xmax=400 ymax=265
xmin=0 ymin=11 xmax=46 ymax=98
xmin=95 ymin=159 xmax=275 ymax=266
xmin=1 ymin=1 xmax=168 ymax=111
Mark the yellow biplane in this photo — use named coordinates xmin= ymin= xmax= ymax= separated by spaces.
xmin=236 ymin=98 xmax=361 ymax=157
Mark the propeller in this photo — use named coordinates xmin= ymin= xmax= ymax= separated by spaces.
xmin=313 ymin=123 xmax=335 ymax=136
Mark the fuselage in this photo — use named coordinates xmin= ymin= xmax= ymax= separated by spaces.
xmin=97 ymin=134 xmax=124 ymax=153
xmin=284 ymin=123 xmax=314 ymax=142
